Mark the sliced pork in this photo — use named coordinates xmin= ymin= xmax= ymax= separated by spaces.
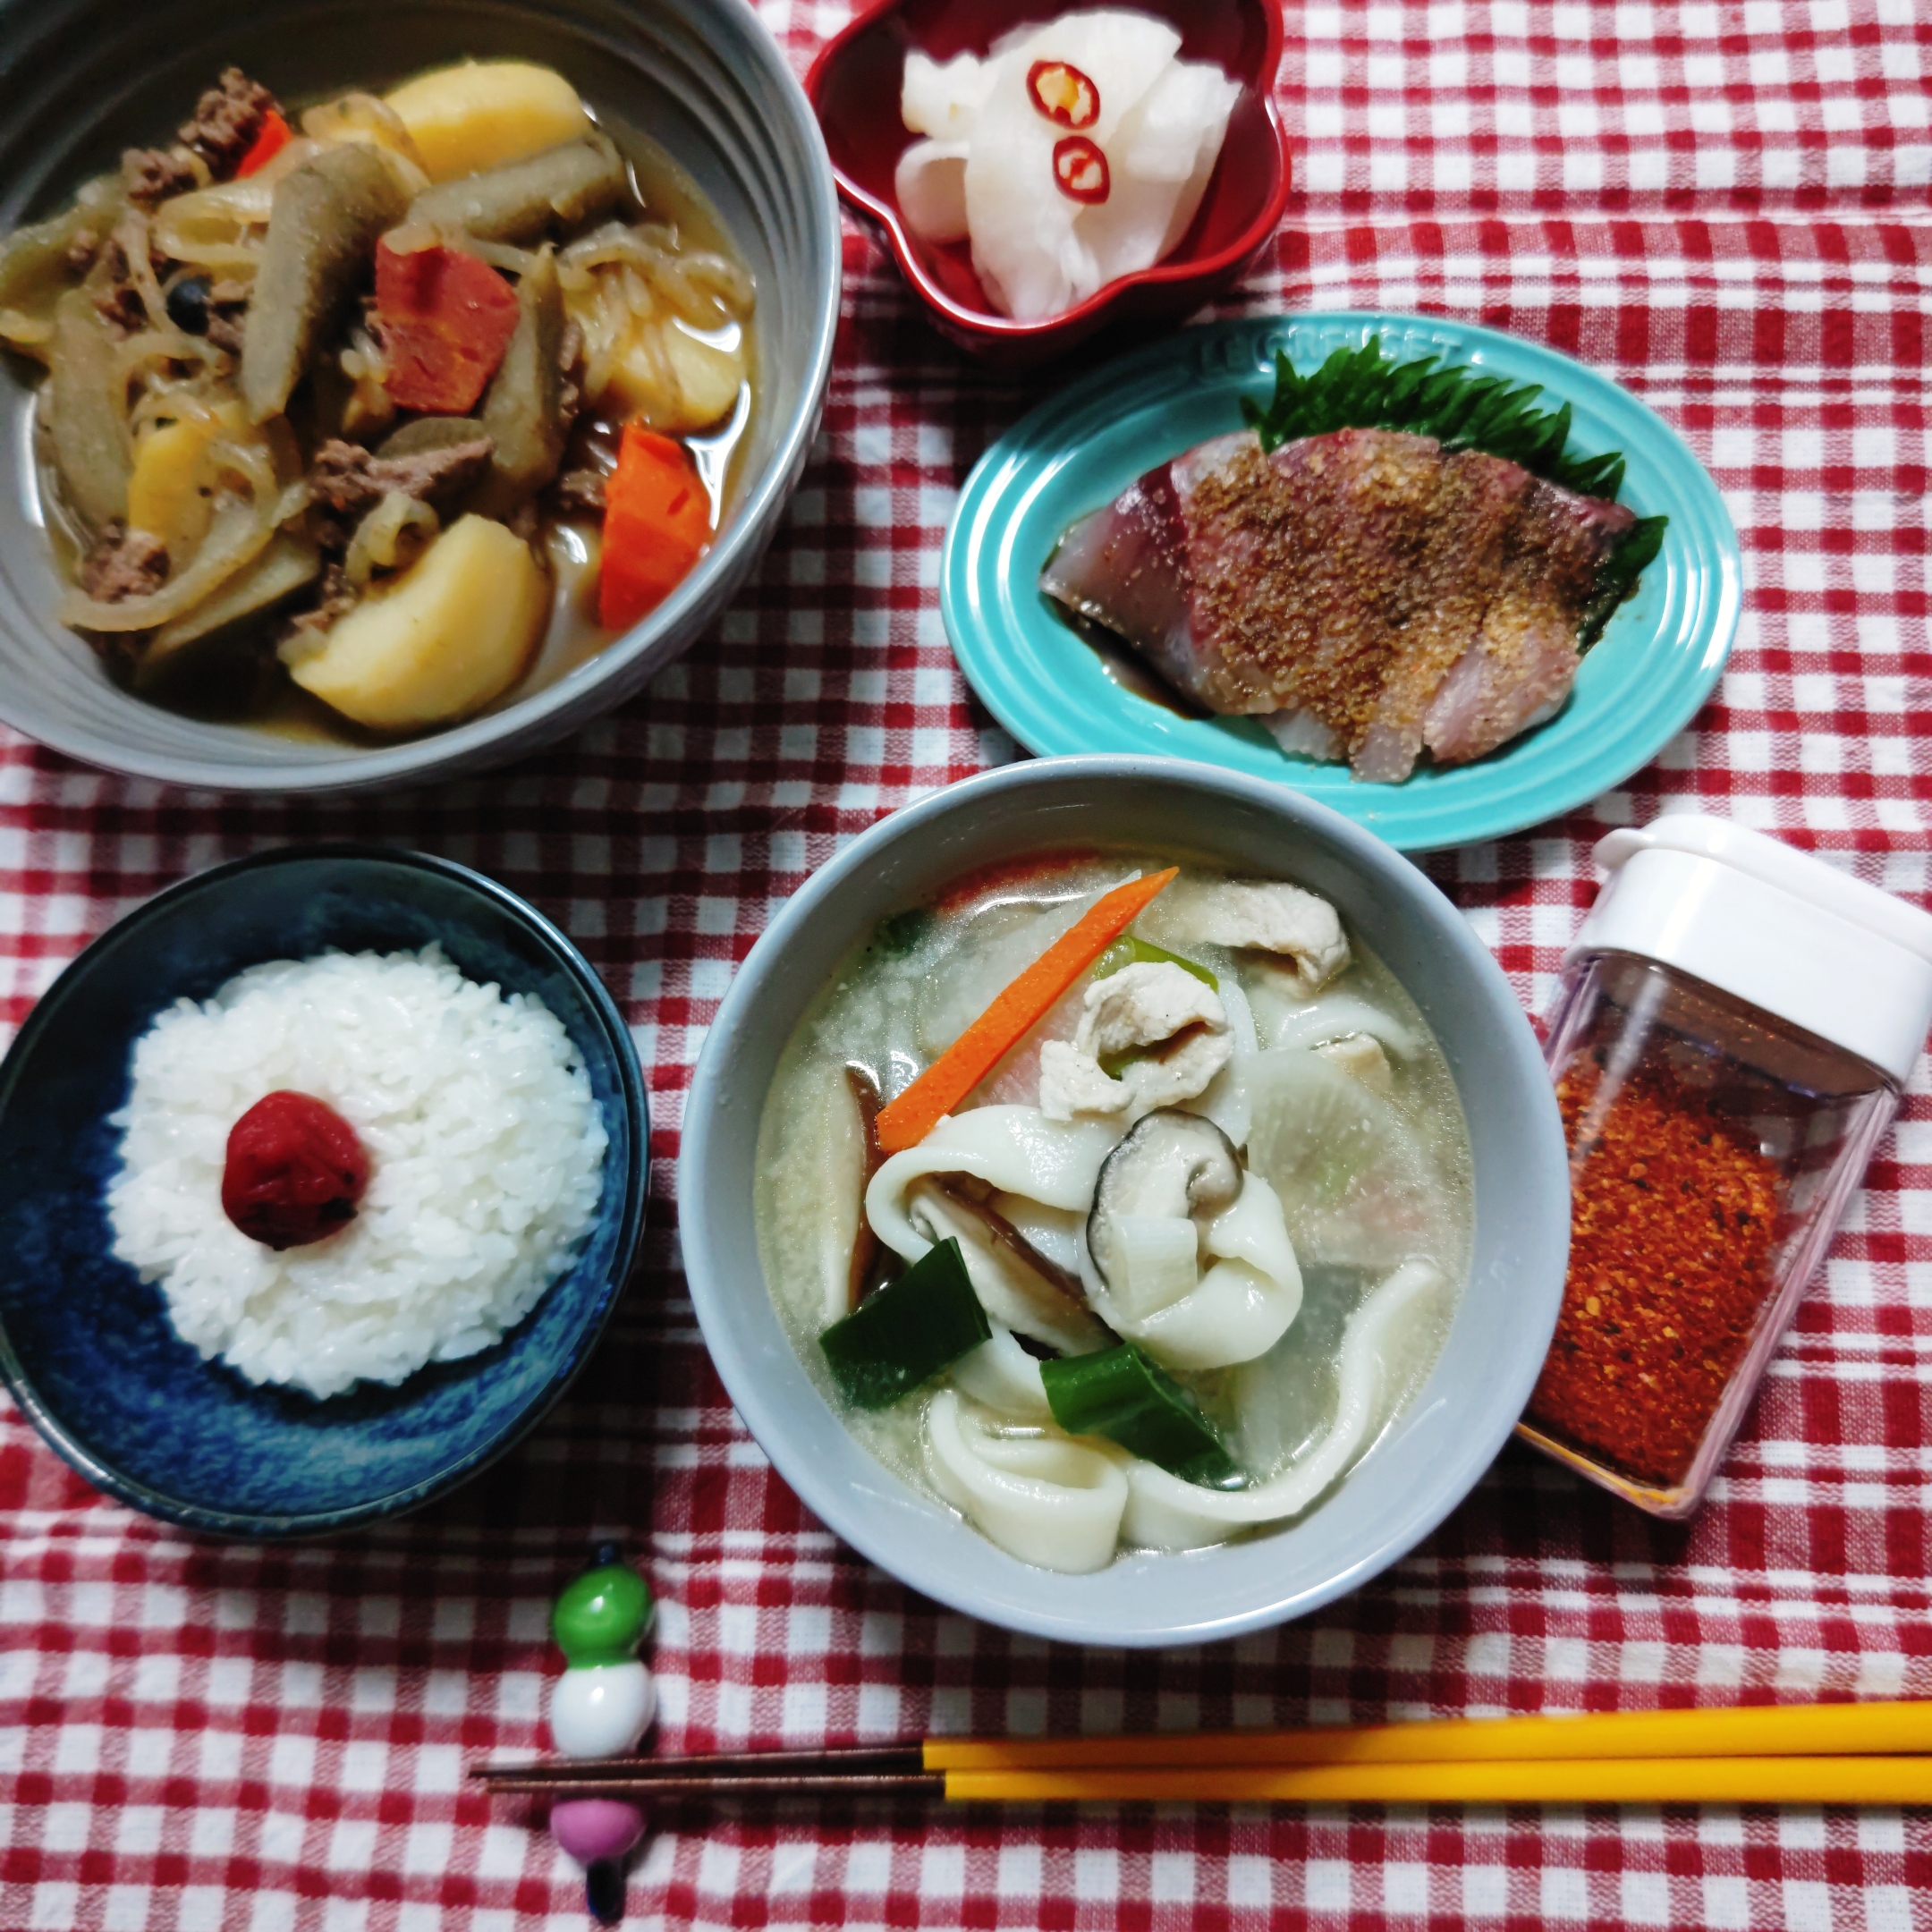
xmin=1041 ymin=427 xmax=1636 ymax=782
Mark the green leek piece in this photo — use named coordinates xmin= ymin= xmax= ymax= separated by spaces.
xmin=819 ymin=1236 xmax=990 ymax=1410
xmin=1039 ymin=1343 xmax=1240 ymax=1487
xmin=1093 ymin=935 xmax=1218 ymax=992
xmin=873 ymin=906 xmax=933 ymax=958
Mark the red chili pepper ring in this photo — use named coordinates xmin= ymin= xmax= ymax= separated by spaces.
xmin=1027 ymin=59 xmax=1101 ymax=130
xmin=1052 ymin=135 xmax=1111 ymax=205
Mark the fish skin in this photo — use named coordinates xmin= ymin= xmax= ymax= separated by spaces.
xmin=1040 ymin=432 xmax=1269 ymax=713
xmin=1040 ymin=426 xmax=1638 ymax=779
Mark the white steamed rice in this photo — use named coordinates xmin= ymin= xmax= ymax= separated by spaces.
xmin=106 ymin=945 xmax=608 ymax=1399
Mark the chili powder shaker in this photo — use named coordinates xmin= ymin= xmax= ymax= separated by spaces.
xmin=1519 ymin=816 xmax=1932 ymax=1518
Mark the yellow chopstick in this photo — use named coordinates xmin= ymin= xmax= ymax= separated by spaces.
xmin=924 ymin=1699 xmax=1932 ymax=1772
xmin=939 ymin=1757 xmax=1932 ymax=1807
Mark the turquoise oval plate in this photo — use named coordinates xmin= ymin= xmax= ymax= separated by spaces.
xmin=942 ymin=312 xmax=1741 ymax=852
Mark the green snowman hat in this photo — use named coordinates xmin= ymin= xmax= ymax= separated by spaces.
xmin=553 ymin=1539 xmax=655 ymax=1668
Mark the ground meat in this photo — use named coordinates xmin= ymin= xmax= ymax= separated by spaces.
xmin=283 ymin=561 xmax=360 ymax=646
xmin=93 ymin=276 xmax=145 ymax=335
xmin=307 ymin=436 xmax=496 ymax=540
xmin=179 ymin=69 xmax=282 ymax=179
xmin=203 ymin=279 xmax=250 ymax=355
xmin=78 ymin=523 xmax=169 ymax=604
xmin=552 ymin=469 xmax=606 ymax=515
xmin=120 ymin=147 xmax=199 ymax=208
xmin=91 ymin=227 xmax=155 ymax=335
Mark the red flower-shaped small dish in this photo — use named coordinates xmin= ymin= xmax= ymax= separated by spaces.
xmin=806 ymin=0 xmax=1290 ymax=369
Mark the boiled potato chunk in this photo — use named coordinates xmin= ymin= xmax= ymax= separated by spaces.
xmin=289 ymin=515 xmax=548 ymax=729
xmin=601 ymin=318 xmax=745 ymax=433
xmin=384 ymin=63 xmax=590 ymax=182
xmin=127 ymin=401 xmax=247 ymax=550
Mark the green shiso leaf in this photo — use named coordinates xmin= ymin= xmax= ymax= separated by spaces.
xmin=1246 ymin=338 xmax=1666 ymax=649
xmin=1576 ymin=513 xmax=1668 ymax=649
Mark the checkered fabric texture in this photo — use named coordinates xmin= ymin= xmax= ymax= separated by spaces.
xmin=5 ymin=2 xmax=1932 ymax=1925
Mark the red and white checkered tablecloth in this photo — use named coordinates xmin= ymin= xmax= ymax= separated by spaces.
xmin=5 ymin=3 xmax=1932 ymax=1926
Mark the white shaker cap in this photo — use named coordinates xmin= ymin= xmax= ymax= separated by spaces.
xmin=1564 ymin=812 xmax=1932 ymax=1087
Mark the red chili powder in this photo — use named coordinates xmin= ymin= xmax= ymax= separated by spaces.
xmin=1526 ymin=1055 xmax=1783 ymax=1488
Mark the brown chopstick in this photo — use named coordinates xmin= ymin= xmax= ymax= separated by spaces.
xmin=471 ymin=1744 xmax=928 ymax=1787
xmin=479 ymin=1770 xmax=945 ymax=1801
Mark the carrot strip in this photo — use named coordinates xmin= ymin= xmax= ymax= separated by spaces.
xmin=874 ymin=868 xmax=1180 ymax=1155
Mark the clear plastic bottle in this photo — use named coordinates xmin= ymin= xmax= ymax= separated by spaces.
xmin=1516 ymin=818 xmax=1932 ymax=1519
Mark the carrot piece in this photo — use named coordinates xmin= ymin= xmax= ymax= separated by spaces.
xmin=374 ymin=237 xmax=522 ymax=413
xmin=597 ymin=423 xmax=713 ymax=631
xmin=236 ymin=109 xmax=292 ymax=178
xmin=874 ymin=868 xmax=1181 ymax=1155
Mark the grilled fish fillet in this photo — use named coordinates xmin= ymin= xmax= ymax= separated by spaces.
xmin=1040 ymin=427 xmax=1636 ymax=781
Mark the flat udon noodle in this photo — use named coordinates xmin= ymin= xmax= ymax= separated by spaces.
xmin=1079 ymin=1167 xmax=1303 ymax=1372
xmin=1120 ymin=1258 xmax=1444 ymax=1552
xmin=866 ymin=1105 xmax=1119 ymax=1253
xmin=953 ymin=1324 xmax=1055 ymax=1421
xmin=867 ymin=1106 xmax=1119 ymax=1354
xmin=925 ymin=1388 xmax=1129 ymax=1573
xmin=866 ymin=1097 xmax=1300 ymax=1376
xmin=906 ymin=1180 xmax=1105 ymax=1357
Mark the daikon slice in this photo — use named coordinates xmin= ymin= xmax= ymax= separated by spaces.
xmin=894 ymin=140 xmax=970 ymax=244
xmin=896 ymin=10 xmax=1240 ymax=320
xmin=902 ymin=50 xmax=995 ymax=139
xmin=1079 ymin=55 xmax=1239 ymax=286
xmin=1243 ymin=1049 xmax=1453 ymax=1270
xmin=962 ymin=12 xmax=1183 ymax=319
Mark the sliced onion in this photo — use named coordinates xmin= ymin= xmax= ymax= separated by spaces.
xmin=301 ymin=97 xmax=429 ymax=194
xmin=462 ymin=237 xmax=542 ymax=276
xmin=129 ymin=381 xmax=231 ymax=441
xmin=560 ymin=221 xmax=755 ymax=324
xmin=113 ymin=328 xmax=222 ymax=394
xmin=59 ymin=439 xmax=280 ymax=632
xmin=0 ymin=307 xmax=53 ymax=350
xmin=111 ymin=213 xmax=171 ymax=333
xmin=343 ymin=490 xmax=438 ymax=589
xmin=250 ymin=137 xmax=321 ymax=189
xmin=381 ymin=221 xmax=440 ymax=256
xmin=151 ymin=173 xmax=278 ymax=270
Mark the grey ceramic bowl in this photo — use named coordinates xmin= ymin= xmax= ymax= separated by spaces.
xmin=681 ymin=757 xmax=1570 ymax=1647
xmin=0 ymin=0 xmax=838 ymax=793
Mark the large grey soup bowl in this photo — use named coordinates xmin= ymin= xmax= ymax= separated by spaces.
xmin=0 ymin=0 xmax=838 ymax=793
xmin=681 ymin=757 xmax=1571 ymax=1648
